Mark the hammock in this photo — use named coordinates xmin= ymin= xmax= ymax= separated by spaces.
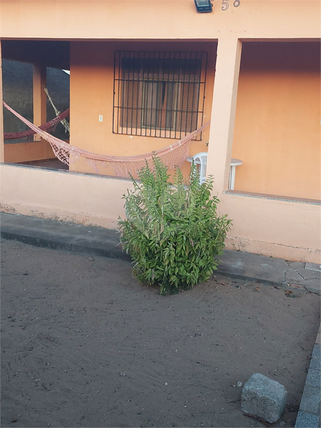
xmin=4 ymin=108 xmax=70 ymax=140
xmin=3 ymin=101 xmax=209 ymax=178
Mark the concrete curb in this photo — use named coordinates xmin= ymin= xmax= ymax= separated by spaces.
xmin=295 ymin=332 xmax=321 ymax=428
xmin=1 ymin=212 xmax=320 ymax=294
xmin=0 ymin=213 xmax=131 ymax=261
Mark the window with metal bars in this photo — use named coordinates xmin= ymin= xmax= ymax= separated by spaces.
xmin=113 ymin=51 xmax=207 ymax=139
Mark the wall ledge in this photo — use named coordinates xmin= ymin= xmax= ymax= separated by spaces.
xmin=225 ymin=190 xmax=321 ymax=206
xmin=2 ymin=162 xmax=133 ymax=183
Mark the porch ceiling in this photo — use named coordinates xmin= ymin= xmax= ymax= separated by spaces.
xmin=1 ymin=40 xmax=70 ymax=70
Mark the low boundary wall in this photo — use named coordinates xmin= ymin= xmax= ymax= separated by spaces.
xmin=1 ymin=164 xmax=320 ymax=264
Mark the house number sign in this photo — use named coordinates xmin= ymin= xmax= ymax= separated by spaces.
xmin=222 ymin=0 xmax=240 ymax=10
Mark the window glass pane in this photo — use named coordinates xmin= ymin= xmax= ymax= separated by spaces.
xmin=142 ymin=82 xmax=161 ymax=128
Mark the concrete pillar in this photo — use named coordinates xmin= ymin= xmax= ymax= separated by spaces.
xmin=33 ymin=64 xmax=47 ymax=141
xmin=0 ymin=41 xmax=4 ymax=163
xmin=206 ymin=36 xmax=242 ymax=194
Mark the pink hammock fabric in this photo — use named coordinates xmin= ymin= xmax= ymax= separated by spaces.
xmin=4 ymin=108 xmax=70 ymax=140
xmin=3 ymin=101 xmax=209 ymax=178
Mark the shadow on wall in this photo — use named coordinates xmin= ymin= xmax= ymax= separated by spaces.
xmin=2 ymin=59 xmax=70 ymax=141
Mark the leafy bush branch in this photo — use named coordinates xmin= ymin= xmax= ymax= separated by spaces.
xmin=118 ymin=156 xmax=232 ymax=295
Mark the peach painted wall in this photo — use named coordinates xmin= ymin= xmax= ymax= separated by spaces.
xmin=68 ymin=39 xmax=320 ymax=200
xmin=0 ymin=164 xmax=133 ymax=228
xmin=219 ymin=192 xmax=321 ymax=263
xmin=232 ymin=42 xmax=320 ymax=200
xmin=4 ymin=141 xmax=55 ymax=163
xmin=0 ymin=163 xmax=319 ymax=263
xmin=69 ymin=41 xmax=216 ymax=177
xmin=0 ymin=1 xmax=319 ymax=41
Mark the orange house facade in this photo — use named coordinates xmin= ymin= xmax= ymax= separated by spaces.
xmin=0 ymin=0 xmax=320 ymax=263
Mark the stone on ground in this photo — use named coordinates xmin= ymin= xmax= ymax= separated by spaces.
xmin=241 ymin=373 xmax=288 ymax=423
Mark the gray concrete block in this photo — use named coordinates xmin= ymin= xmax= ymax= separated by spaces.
xmin=305 ymin=262 xmax=321 ymax=272
xmin=305 ymin=369 xmax=321 ymax=388
xmin=241 ymin=373 xmax=288 ymax=423
xmin=288 ymin=261 xmax=305 ymax=270
xmin=299 ymin=384 xmax=321 ymax=415
xmin=303 ymin=281 xmax=321 ymax=296
xmin=309 ymin=356 xmax=321 ymax=371
xmin=312 ymin=344 xmax=320 ymax=360
xmin=217 ymin=251 xmax=289 ymax=285
xmin=295 ymin=411 xmax=320 ymax=428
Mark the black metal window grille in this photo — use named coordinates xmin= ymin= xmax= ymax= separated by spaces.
xmin=113 ymin=51 xmax=208 ymax=139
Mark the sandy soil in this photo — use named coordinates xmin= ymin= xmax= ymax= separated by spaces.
xmin=1 ymin=240 xmax=320 ymax=428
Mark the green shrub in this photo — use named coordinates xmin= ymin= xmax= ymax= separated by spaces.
xmin=118 ymin=156 xmax=232 ymax=295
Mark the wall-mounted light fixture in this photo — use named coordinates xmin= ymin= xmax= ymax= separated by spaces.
xmin=194 ymin=0 xmax=213 ymax=13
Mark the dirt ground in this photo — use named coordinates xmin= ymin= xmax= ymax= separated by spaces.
xmin=1 ymin=239 xmax=320 ymax=428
